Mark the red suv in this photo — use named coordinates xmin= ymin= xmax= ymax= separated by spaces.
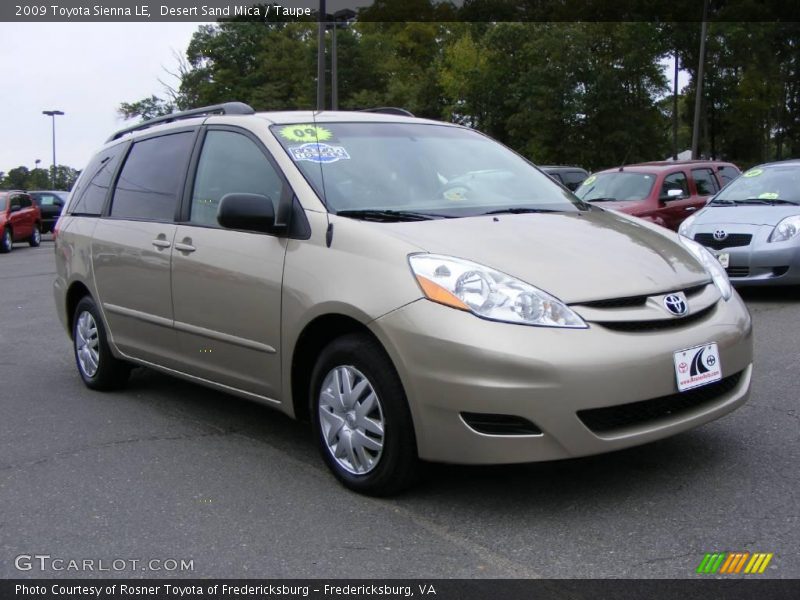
xmin=575 ymin=161 xmax=740 ymax=230
xmin=0 ymin=190 xmax=42 ymax=253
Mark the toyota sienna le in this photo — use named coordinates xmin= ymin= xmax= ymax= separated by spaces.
xmin=54 ymin=103 xmax=753 ymax=495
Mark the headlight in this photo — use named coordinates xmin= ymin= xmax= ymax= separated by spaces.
xmin=408 ymin=254 xmax=587 ymax=328
xmin=678 ymin=213 xmax=697 ymax=237
xmin=680 ymin=237 xmax=732 ymax=301
xmin=768 ymin=215 xmax=800 ymax=243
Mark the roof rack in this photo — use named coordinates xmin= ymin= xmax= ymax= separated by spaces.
xmin=359 ymin=107 xmax=415 ymax=117
xmin=107 ymin=102 xmax=255 ymax=142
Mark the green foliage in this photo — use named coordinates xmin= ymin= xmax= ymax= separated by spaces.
xmin=117 ymin=19 xmax=800 ymax=171
xmin=0 ymin=165 xmax=78 ymax=191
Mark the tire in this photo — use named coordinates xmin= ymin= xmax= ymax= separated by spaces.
xmin=29 ymin=224 xmax=41 ymax=247
xmin=310 ymin=333 xmax=418 ymax=496
xmin=0 ymin=228 xmax=11 ymax=253
xmin=72 ymin=296 xmax=131 ymax=391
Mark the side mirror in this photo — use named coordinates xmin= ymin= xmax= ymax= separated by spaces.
xmin=217 ymin=193 xmax=282 ymax=234
xmin=661 ymin=188 xmax=684 ymax=201
xmin=9 ymin=204 xmax=21 ymax=213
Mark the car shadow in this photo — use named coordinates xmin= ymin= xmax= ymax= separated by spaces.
xmin=737 ymin=285 xmax=800 ymax=303
xmin=122 ymin=366 xmax=736 ymax=508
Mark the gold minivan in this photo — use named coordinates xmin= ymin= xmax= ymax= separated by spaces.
xmin=54 ymin=103 xmax=753 ymax=495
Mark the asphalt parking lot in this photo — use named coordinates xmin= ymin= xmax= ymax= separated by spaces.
xmin=1 ymin=239 xmax=798 ymax=579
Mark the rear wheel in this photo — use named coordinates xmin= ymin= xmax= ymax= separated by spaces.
xmin=29 ymin=224 xmax=41 ymax=247
xmin=73 ymin=296 xmax=131 ymax=390
xmin=0 ymin=228 xmax=12 ymax=253
xmin=310 ymin=333 xmax=418 ymax=496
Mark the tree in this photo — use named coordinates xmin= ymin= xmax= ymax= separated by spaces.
xmin=0 ymin=165 xmax=78 ymax=191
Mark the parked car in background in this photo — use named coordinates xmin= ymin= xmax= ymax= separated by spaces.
xmin=0 ymin=190 xmax=42 ymax=253
xmin=540 ymin=166 xmax=589 ymax=191
xmin=54 ymin=104 xmax=752 ymax=495
xmin=29 ymin=190 xmax=68 ymax=233
xmin=679 ymin=160 xmax=800 ymax=285
xmin=575 ymin=160 xmax=740 ymax=230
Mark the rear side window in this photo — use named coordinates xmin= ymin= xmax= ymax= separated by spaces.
xmin=17 ymin=194 xmax=32 ymax=208
xmin=111 ymin=132 xmax=194 ymax=221
xmin=692 ymin=168 xmax=720 ymax=195
xmin=69 ymin=144 xmax=126 ymax=216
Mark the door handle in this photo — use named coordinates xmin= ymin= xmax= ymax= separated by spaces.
xmin=174 ymin=242 xmax=196 ymax=253
xmin=152 ymin=239 xmax=172 ymax=249
xmin=685 ymin=207 xmax=697 ymax=212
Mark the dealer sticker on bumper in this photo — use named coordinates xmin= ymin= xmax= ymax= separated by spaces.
xmin=715 ymin=252 xmax=730 ymax=268
xmin=673 ymin=343 xmax=722 ymax=392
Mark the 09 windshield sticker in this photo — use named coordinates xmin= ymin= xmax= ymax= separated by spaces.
xmin=758 ymin=192 xmax=779 ymax=199
xmin=289 ymin=143 xmax=350 ymax=164
xmin=582 ymin=175 xmax=596 ymax=186
xmin=743 ymin=168 xmax=763 ymax=178
xmin=279 ymin=124 xmax=333 ymax=143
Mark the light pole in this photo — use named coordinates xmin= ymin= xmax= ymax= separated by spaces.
xmin=42 ymin=110 xmax=64 ymax=188
xmin=691 ymin=0 xmax=709 ymax=159
xmin=316 ymin=0 xmax=326 ymax=111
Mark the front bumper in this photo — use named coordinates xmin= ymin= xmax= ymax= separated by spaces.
xmin=693 ymin=224 xmax=800 ymax=286
xmin=371 ymin=295 xmax=752 ymax=464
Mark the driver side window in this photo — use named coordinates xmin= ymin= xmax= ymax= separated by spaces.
xmin=661 ymin=172 xmax=689 ymax=198
xmin=190 ymin=130 xmax=283 ymax=227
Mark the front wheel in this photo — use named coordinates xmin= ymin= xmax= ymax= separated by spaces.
xmin=29 ymin=224 xmax=41 ymax=247
xmin=1 ymin=228 xmax=12 ymax=253
xmin=73 ymin=296 xmax=131 ymax=390
xmin=311 ymin=334 xmax=418 ymax=496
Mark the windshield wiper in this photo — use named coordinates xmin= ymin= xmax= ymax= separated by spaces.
xmin=479 ymin=207 xmax=562 ymax=216
xmin=708 ymin=198 xmax=737 ymax=206
xmin=584 ymin=197 xmax=618 ymax=202
xmin=739 ymin=197 xmax=800 ymax=206
xmin=335 ymin=209 xmax=445 ymax=222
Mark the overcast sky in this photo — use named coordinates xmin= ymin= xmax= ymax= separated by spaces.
xmin=0 ymin=22 xmax=199 ymax=175
xmin=1 ymin=22 xmax=690 ymax=177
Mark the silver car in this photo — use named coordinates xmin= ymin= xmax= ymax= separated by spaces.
xmin=680 ymin=160 xmax=800 ymax=285
xmin=54 ymin=103 xmax=753 ymax=495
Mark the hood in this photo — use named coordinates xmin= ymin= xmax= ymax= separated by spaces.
xmin=587 ymin=200 xmax=642 ymax=214
xmin=376 ymin=209 xmax=709 ymax=304
xmin=693 ymin=205 xmax=800 ymax=227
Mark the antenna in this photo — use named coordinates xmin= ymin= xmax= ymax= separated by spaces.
xmin=311 ymin=109 xmax=333 ymax=247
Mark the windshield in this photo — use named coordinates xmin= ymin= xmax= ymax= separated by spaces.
xmin=270 ymin=122 xmax=585 ymax=218
xmin=713 ymin=165 xmax=800 ymax=204
xmin=575 ymin=172 xmax=656 ymax=202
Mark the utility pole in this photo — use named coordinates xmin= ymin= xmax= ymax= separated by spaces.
xmin=691 ymin=0 xmax=709 ymax=159
xmin=42 ymin=110 xmax=65 ymax=188
xmin=316 ymin=0 xmax=326 ymax=111
xmin=672 ymin=50 xmax=679 ymax=160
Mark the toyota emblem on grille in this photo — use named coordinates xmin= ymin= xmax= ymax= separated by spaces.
xmin=664 ymin=294 xmax=688 ymax=316
xmin=713 ymin=229 xmax=728 ymax=241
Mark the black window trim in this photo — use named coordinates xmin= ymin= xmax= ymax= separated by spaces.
xmin=103 ymin=126 xmax=200 ymax=223
xmin=179 ymin=124 xmax=308 ymax=239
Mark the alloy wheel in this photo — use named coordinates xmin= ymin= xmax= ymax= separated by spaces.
xmin=318 ymin=365 xmax=385 ymax=475
xmin=75 ymin=311 xmax=100 ymax=377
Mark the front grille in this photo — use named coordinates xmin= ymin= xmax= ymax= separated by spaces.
xmin=595 ymin=304 xmax=715 ymax=332
xmin=695 ymin=233 xmax=752 ymax=250
xmin=461 ymin=412 xmax=542 ymax=436
xmin=577 ymin=371 xmax=743 ymax=434
xmin=726 ymin=266 xmax=750 ymax=278
xmin=579 ymin=284 xmax=707 ymax=309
